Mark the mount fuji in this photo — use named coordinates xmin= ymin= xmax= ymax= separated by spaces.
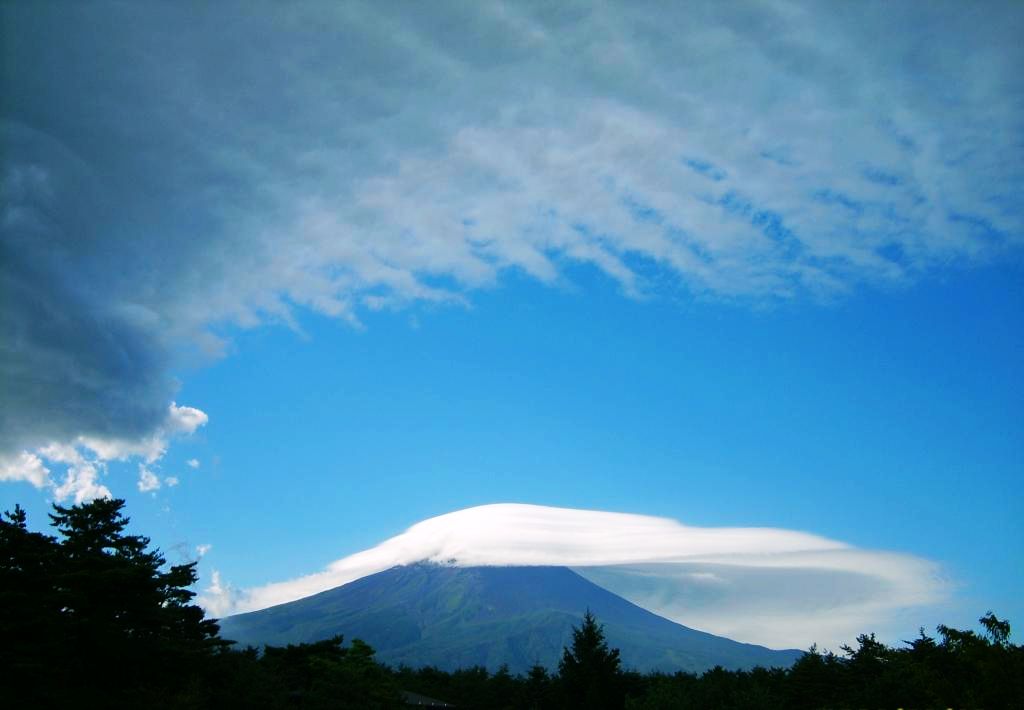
xmin=218 ymin=562 xmax=802 ymax=674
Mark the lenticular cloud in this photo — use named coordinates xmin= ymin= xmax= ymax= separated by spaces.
xmin=202 ymin=504 xmax=945 ymax=648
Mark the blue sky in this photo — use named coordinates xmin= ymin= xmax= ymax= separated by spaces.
xmin=2 ymin=1 xmax=1022 ymax=649
xmin=140 ymin=261 xmax=1024 ymax=641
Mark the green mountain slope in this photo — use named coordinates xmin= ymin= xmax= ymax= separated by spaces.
xmin=218 ymin=564 xmax=801 ymax=674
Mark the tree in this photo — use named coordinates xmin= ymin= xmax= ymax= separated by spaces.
xmin=524 ymin=664 xmax=553 ymax=709
xmin=1 ymin=498 xmax=226 ymax=707
xmin=258 ymin=635 xmax=400 ymax=709
xmin=980 ymin=610 xmax=1012 ymax=648
xmin=559 ymin=610 xmax=625 ymax=709
xmin=0 ymin=504 xmax=63 ymax=692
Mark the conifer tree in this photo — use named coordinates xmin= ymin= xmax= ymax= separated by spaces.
xmin=1 ymin=498 xmax=226 ymax=706
xmin=559 ymin=610 xmax=624 ymax=709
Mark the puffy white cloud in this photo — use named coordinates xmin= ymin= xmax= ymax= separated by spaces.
xmin=164 ymin=476 xmax=179 ymax=487
xmin=51 ymin=460 xmax=111 ymax=504
xmin=79 ymin=404 xmax=208 ymax=464
xmin=199 ymin=570 xmax=240 ymax=619
xmin=207 ymin=503 xmax=946 ymax=648
xmin=1 ymin=403 xmax=208 ymax=502
xmin=186 ymin=459 xmax=200 ymax=469
xmin=32 ymin=443 xmax=113 ymax=503
xmin=0 ymin=451 xmax=50 ymax=488
xmin=165 ymin=405 xmax=209 ymax=436
xmin=137 ymin=464 xmax=161 ymax=493
xmin=196 ymin=543 xmax=212 ymax=558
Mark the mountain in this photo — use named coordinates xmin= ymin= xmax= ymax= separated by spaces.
xmin=218 ymin=564 xmax=802 ymax=674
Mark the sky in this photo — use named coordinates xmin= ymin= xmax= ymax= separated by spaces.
xmin=1 ymin=1 xmax=1022 ymax=650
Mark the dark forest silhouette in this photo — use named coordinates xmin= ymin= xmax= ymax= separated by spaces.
xmin=2 ymin=498 xmax=1021 ymax=709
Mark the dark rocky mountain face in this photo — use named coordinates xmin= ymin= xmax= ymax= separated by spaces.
xmin=218 ymin=563 xmax=801 ymax=674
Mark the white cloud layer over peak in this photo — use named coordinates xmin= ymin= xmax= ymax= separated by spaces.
xmin=2 ymin=1 xmax=1021 ymax=468
xmin=200 ymin=503 xmax=945 ymax=649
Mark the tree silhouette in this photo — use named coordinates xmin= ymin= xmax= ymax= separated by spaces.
xmin=0 ymin=504 xmax=63 ymax=694
xmin=6 ymin=498 xmax=1024 ymax=708
xmin=1 ymin=498 xmax=226 ymax=706
xmin=559 ymin=609 xmax=624 ymax=709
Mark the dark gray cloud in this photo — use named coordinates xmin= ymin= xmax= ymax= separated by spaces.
xmin=1 ymin=122 xmax=174 ymax=454
xmin=2 ymin=1 xmax=1022 ymax=464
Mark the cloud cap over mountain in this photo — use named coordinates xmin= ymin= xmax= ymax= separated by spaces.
xmin=202 ymin=503 xmax=946 ymax=649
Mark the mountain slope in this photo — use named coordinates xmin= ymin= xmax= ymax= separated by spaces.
xmin=218 ymin=564 xmax=802 ymax=674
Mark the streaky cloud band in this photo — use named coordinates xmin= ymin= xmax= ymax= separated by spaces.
xmin=3 ymin=1 xmax=1022 ymax=467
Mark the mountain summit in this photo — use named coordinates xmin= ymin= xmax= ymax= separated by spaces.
xmin=218 ymin=563 xmax=801 ymax=674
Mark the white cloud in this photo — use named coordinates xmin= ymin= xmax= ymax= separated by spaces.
xmin=79 ymin=404 xmax=208 ymax=464
xmin=199 ymin=570 xmax=240 ymax=619
xmin=0 ymin=451 xmax=50 ymax=488
xmin=31 ymin=443 xmax=113 ymax=503
xmin=205 ymin=503 xmax=946 ymax=649
xmin=37 ymin=442 xmax=86 ymax=465
xmin=0 ymin=403 xmax=208 ymax=502
xmin=137 ymin=464 xmax=161 ymax=493
xmin=187 ymin=458 xmax=200 ymax=469
xmin=221 ymin=1 xmax=1021 ymax=312
xmin=51 ymin=461 xmax=111 ymax=504
xmin=1 ymin=440 xmax=113 ymax=502
xmin=196 ymin=543 xmax=212 ymax=558
xmin=165 ymin=404 xmax=209 ymax=436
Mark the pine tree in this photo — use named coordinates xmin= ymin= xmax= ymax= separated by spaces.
xmin=1 ymin=498 xmax=226 ymax=706
xmin=559 ymin=609 xmax=624 ymax=709
xmin=0 ymin=505 xmax=63 ymax=693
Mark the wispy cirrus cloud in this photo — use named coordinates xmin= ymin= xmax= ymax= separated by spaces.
xmin=2 ymin=1 xmax=1021 ymax=491
xmin=201 ymin=503 xmax=945 ymax=649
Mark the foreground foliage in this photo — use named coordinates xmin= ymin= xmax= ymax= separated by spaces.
xmin=2 ymin=498 xmax=1021 ymax=709
xmin=1 ymin=499 xmax=226 ymax=707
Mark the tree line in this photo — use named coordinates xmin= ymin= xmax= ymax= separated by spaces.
xmin=2 ymin=498 xmax=1021 ymax=708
